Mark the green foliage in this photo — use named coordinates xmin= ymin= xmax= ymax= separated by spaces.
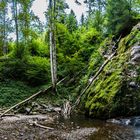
xmin=56 ymin=23 xmax=101 ymax=78
xmin=80 ymin=28 xmax=101 ymax=44
xmin=65 ymin=10 xmax=78 ymax=33
xmin=0 ymin=37 xmax=50 ymax=86
xmin=1 ymin=0 xmax=140 ymax=118
xmin=25 ymin=56 xmax=50 ymax=85
xmin=28 ymin=39 xmax=49 ymax=57
xmin=105 ymin=0 xmax=139 ymax=37
xmin=85 ymin=54 xmax=126 ymax=118
xmin=0 ymin=79 xmax=38 ymax=107
xmin=8 ymin=42 xmax=29 ymax=59
xmin=84 ymin=24 xmax=140 ymax=118
xmin=0 ymin=56 xmax=50 ymax=86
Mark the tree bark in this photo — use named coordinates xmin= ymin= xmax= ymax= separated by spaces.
xmin=3 ymin=3 xmax=7 ymax=54
xmin=2 ymin=0 xmax=7 ymax=54
xmin=12 ymin=0 xmax=19 ymax=48
xmin=49 ymin=0 xmax=57 ymax=90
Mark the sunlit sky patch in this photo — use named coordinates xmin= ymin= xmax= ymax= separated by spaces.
xmin=31 ymin=0 xmax=87 ymax=23
xmin=9 ymin=0 xmax=87 ymax=40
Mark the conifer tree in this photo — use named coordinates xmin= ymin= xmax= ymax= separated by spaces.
xmin=105 ymin=0 xmax=136 ymax=36
xmin=0 ymin=0 xmax=9 ymax=54
xmin=66 ymin=10 xmax=78 ymax=33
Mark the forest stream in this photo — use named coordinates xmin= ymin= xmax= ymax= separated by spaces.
xmin=0 ymin=113 xmax=140 ymax=140
xmin=1 ymin=0 xmax=140 ymax=139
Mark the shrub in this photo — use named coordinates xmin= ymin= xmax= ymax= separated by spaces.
xmin=25 ymin=56 xmax=50 ymax=85
xmin=28 ymin=39 xmax=49 ymax=57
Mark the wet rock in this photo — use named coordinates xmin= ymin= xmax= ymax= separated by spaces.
xmin=131 ymin=46 xmax=140 ymax=57
xmin=107 ymin=119 xmax=122 ymax=124
xmin=19 ymin=133 xmax=24 ymax=136
xmin=25 ymin=107 xmax=31 ymax=114
xmin=129 ymin=117 xmax=140 ymax=127
xmin=32 ymin=112 xmax=38 ymax=115
xmin=40 ymin=104 xmax=61 ymax=113
xmin=131 ymin=54 xmax=140 ymax=64
xmin=107 ymin=116 xmax=140 ymax=127
xmin=129 ymin=81 xmax=138 ymax=88
xmin=131 ymin=45 xmax=140 ymax=65
xmin=107 ymin=118 xmax=131 ymax=125
xmin=32 ymin=102 xmax=41 ymax=109
xmin=129 ymin=71 xmax=137 ymax=78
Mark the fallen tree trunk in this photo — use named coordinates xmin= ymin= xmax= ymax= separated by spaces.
xmin=32 ymin=121 xmax=54 ymax=130
xmin=73 ymin=51 xmax=117 ymax=108
xmin=0 ymin=89 xmax=50 ymax=118
xmin=0 ymin=77 xmax=67 ymax=118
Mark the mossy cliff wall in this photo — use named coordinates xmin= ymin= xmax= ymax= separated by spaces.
xmin=84 ymin=23 xmax=140 ymax=119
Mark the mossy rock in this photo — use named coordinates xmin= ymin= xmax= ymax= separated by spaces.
xmin=84 ymin=23 xmax=140 ymax=119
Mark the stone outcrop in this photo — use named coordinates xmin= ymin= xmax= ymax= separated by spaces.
xmin=84 ymin=23 xmax=140 ymax=119
xmin=131 ymin=45 xmax=140 ymax=64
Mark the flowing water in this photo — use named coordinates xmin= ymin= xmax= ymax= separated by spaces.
xmin=0 ymin=114 xmax=140 ymax=140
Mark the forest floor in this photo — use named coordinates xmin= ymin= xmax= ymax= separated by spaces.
xmin=0 ymin=113 xmax=135 ymax=140
xmin=0 ymin=113 xmax=99 ymax=140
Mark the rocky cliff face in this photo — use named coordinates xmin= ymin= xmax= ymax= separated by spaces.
xmin=84 ymin=23 xmax=140 ymax=119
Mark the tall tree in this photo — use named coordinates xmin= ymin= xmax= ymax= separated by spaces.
xmin=105 ymin=0 xmax=137 ymax=36
xmin=84 ymin=0 xmax=105 ymax=31
xmin=18 ymin=0 xmax=35 ymax=43
xmin=48 ymin=0 xmax=57 ymax=90
xmin=66 ymin=10 xmax=78 ymax=33
xmin=80 ymin=13 xmax=85 ymax=26
xmin=0 ymin=0 xmax=9 ymax=54
xmin=55 ymin=0 xmax=68 ymax=23
xmin=12 ymin=0 xmax=19 ymax=48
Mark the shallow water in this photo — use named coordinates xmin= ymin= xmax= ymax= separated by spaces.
xmin=1 ymin=114 xmax=140 ymax=140
xmin=51 ymin=114 xmax=134 ymax=140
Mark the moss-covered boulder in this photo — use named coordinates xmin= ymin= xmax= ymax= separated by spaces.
xmin=84 ymin=23 xmax=140 ymax=119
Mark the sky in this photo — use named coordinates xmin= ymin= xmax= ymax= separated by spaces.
xmin=9 ymin=0 xmax=87 ymax=40
xmin=31 ymin=0 xmax=87 ymax=23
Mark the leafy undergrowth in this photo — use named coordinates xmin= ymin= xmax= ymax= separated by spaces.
xmin=0 ymin=79 xmax=73 ymax=109
xmin=0 ymin=79 xmax=39 ymax=107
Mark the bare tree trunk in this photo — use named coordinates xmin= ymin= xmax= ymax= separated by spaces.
xmin=49 ymin=0 xmax=57 ymax=90
xmin=12 ymin=0 xmax=19 ymax=48
xmin=3 ymin=3 xmax=7 ymax=54
xmin=1 ymin=0 xmax=7 ymax=55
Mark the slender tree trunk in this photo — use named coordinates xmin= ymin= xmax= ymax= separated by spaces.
xmin=12 ymin=0 xmax=19 ymax=48
xmin=88 ymin=0 xmax=92 ymax=16
xmin=3 ymin=2 xmax=7 ymax=54
xmin=128 ymin=0 xmax=132 ymax=16
xmin=49 ymin=0 xmax=57 ymax=90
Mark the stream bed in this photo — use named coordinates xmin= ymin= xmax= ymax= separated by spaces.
xmin=0 ymin=113 xmax=139 ymax=140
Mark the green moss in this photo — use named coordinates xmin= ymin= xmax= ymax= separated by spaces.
xmin=84 ymin=23 xmax=140 ymax=118
xmin=118 ymin=29 xmax=140 ymax=54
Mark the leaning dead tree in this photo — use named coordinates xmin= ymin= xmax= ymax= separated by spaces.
xmin=72 ymin=36 xmax=122 ymax=110
xmin=60 ymin=51 xmax=117 ymax=118
xmin=73 ymin=51 xmax=117 ymax=109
